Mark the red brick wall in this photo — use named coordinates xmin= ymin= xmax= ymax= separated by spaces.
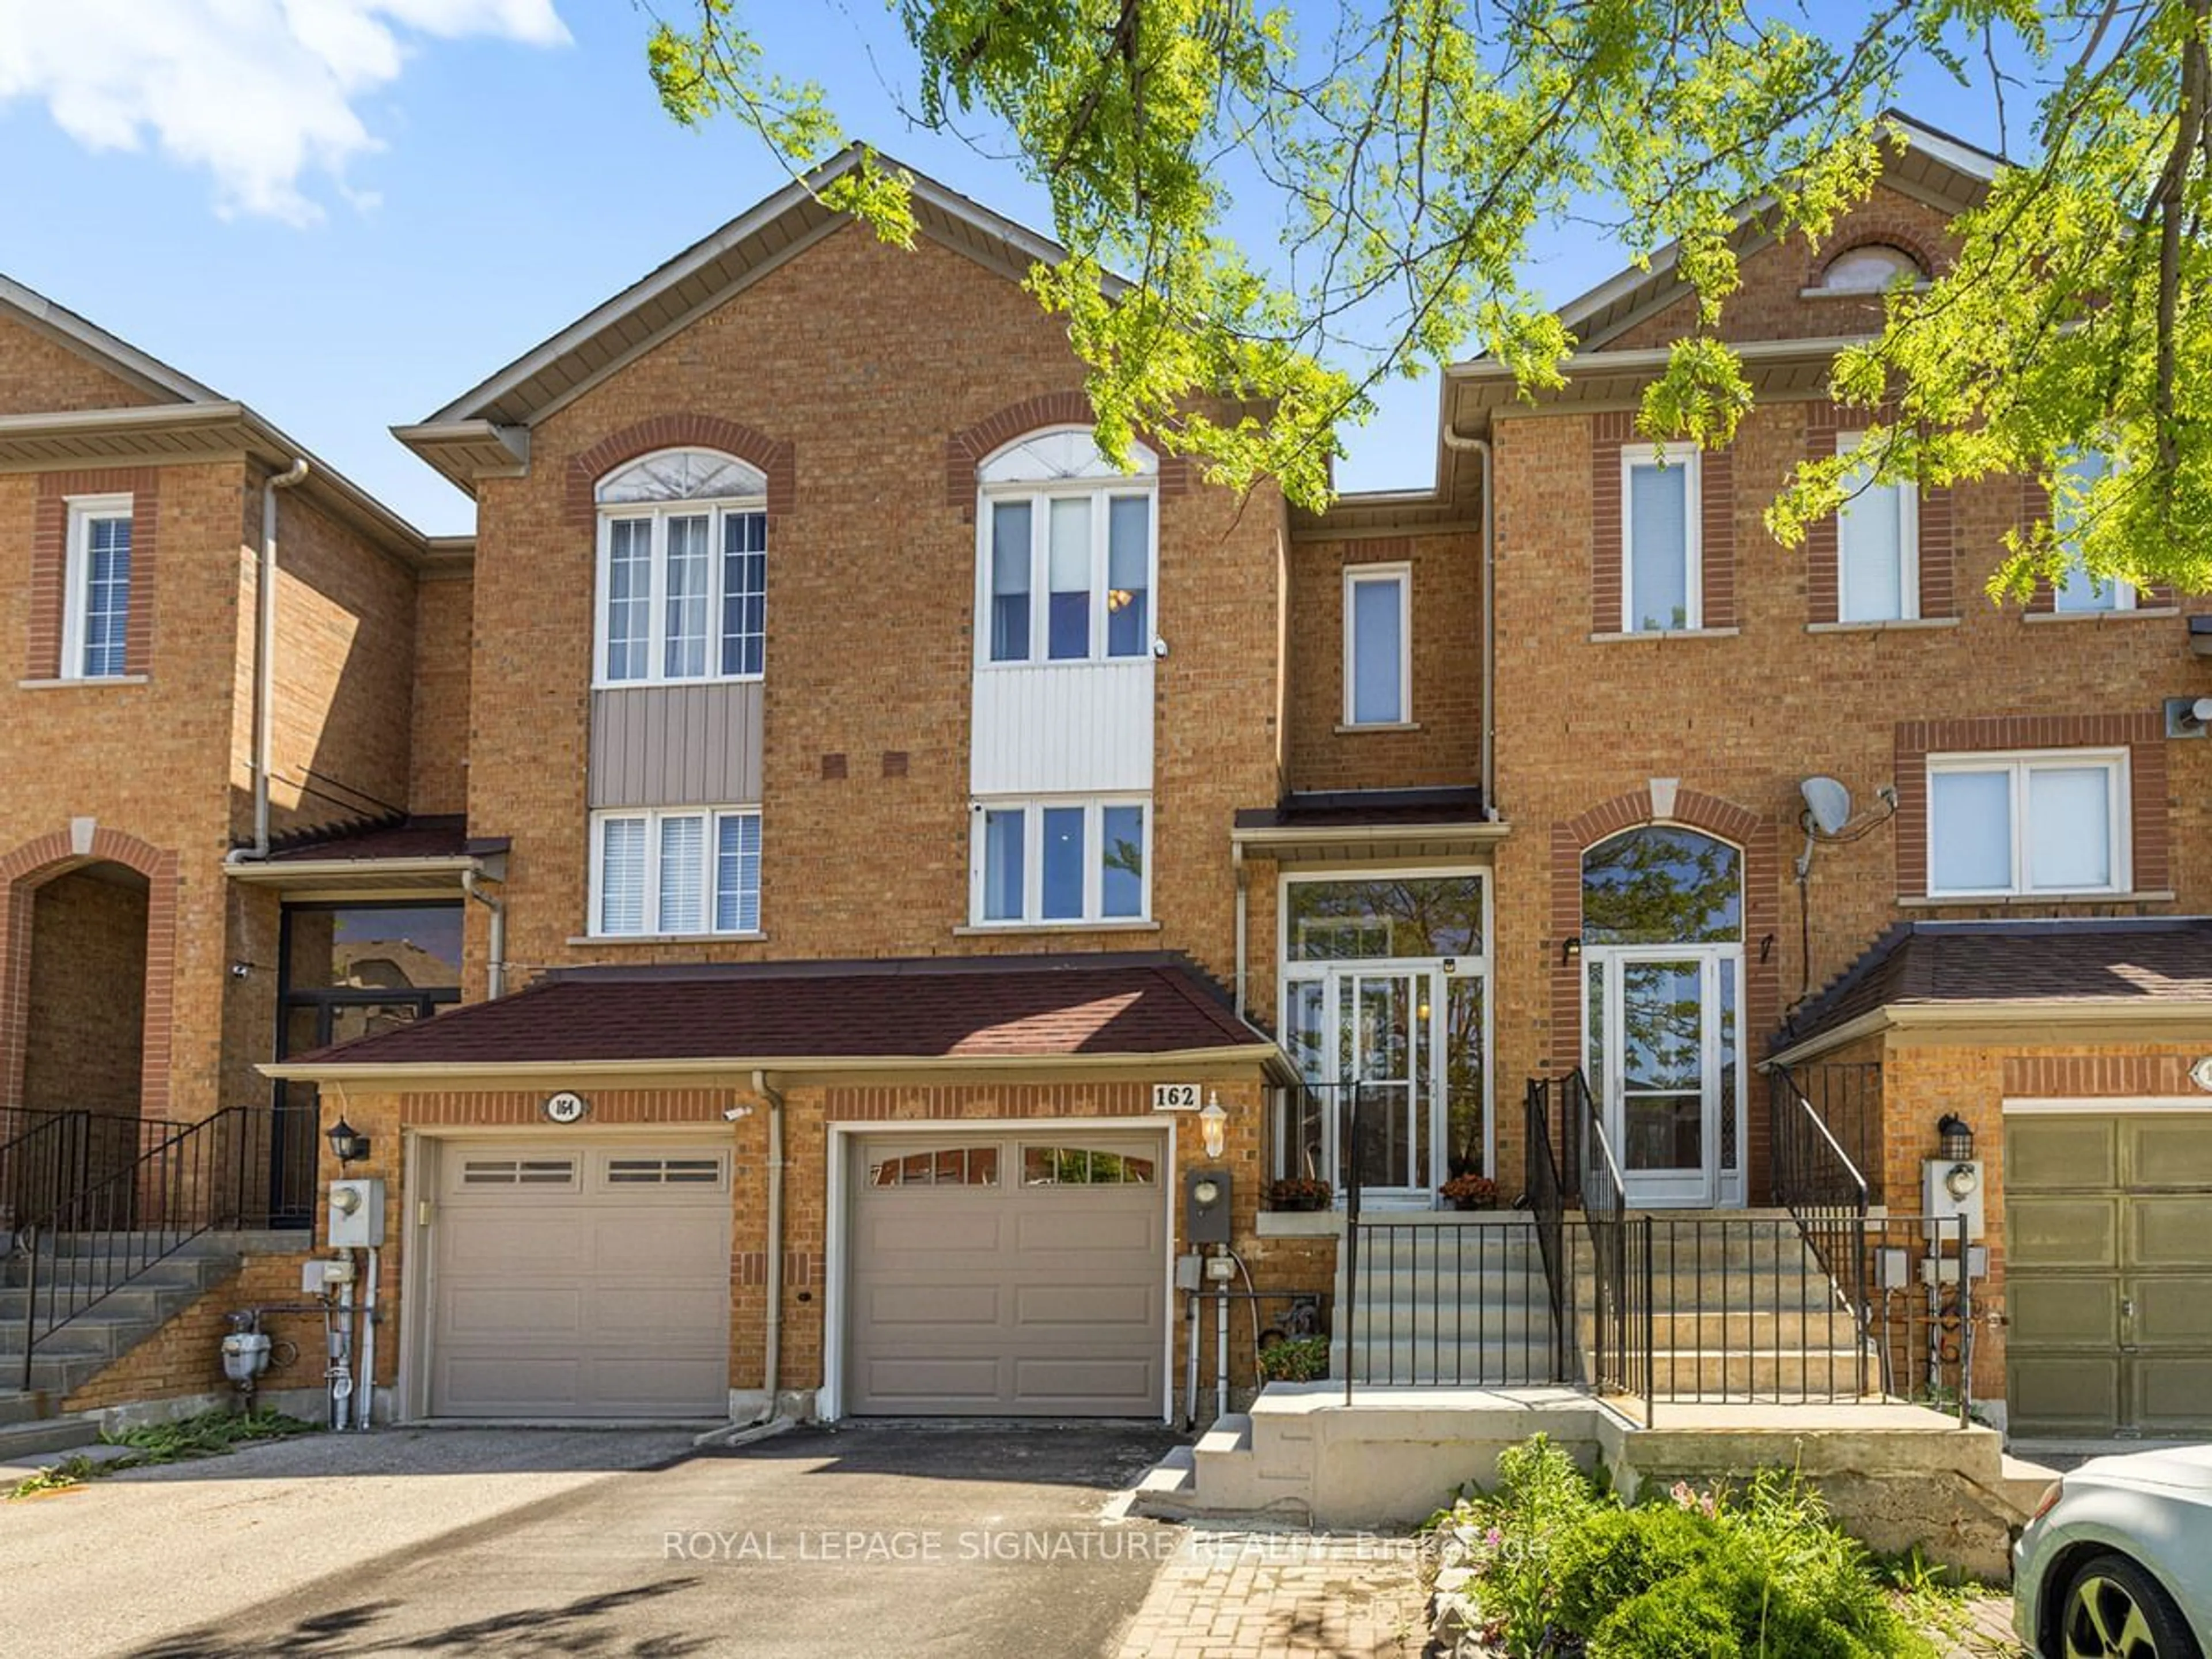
xmin=26 ymin=468 xmax=161 ymax=681
xmin=21 ymin=868 xmax=149 ymax=1116
xmin=63 ymin=1251 xmax=323 ymax=1414
xmin=0 ymin=315 xmax=168 ymax=416
xmin=1283 ymin=531 xmax=1482 ymax=790
xmin=463 ymin=224 xmax=1283 ymax=994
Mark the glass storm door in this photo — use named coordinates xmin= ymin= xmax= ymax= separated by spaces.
xmin=1336 ymin=971 xmax=1438 ymax=1203
xmin=1588 ymin=948 xmax=1740 ymax=1207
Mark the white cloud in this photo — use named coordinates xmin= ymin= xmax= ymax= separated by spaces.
xmin=0 ymin=0 xmax=570 ymax=224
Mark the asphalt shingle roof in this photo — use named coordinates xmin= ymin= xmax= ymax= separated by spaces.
xmin=285 ymin=953 xmax=1264 ymax=1069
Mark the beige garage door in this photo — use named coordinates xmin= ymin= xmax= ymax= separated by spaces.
xmin=847 ymin=1133 xmax=1166 ymax=1416
xmin=430 ymin=1141 xmax=732 ymax=1419
xmin=2006 ymin=1111 xmax=2212 ymax=1438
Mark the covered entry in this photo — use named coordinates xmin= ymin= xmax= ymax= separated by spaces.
xmin=429 ymin=1139 xmax=732 ymax=1419
xmin=846 ymin=1130 xmax=1166 ymax=1416
xmin=2006 ymin=1108 xmax=2212 ymax=1438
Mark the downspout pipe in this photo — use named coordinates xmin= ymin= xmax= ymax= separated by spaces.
xmin=461 ymin=868 xmax=507 ymax=999
xmin=751 ymin=1069 xmax=786 ymax=1424
xmin=1438 ymin=429 xmax=1495 ymax=819
xmin=251 ymin=459 xmax=312 ymax=858
xmin=1232 ymin=842 xmax=1248 ymax=1020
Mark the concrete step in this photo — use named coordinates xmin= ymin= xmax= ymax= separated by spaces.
xmin=1646 ymin=1348 xmax=1879 ymax=1396
xmin=1999 ymin=1453 xmax=2063 ymax=1517
xmin=1130 ymin=1444 xmax=1197 ymax=1516
xmin=0 ymin=1252 xmax=235 ymax=1299
xmin=0 ymin=1410 xmax=103 ymax=1464
xmin=1646 ymin=1308 xmax=1863 ymax=1347
xmin=0 ymin=1389 xmax=52 ymax=1427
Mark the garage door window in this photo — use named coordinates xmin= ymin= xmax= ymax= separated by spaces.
xmin=460 ymin=1156 xmax=577 ymax=1187
xmin=1022 ymin=1145 xmax=1157 ymax=1185
xmin=869 ymin=1146 xmax=1001 ymax=1186
xmin=607 ymin=1156 xmax=725 ymax=1187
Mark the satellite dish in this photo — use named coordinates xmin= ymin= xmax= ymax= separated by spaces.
xmin=1800 ymin=776 xmax=1853 ymax=837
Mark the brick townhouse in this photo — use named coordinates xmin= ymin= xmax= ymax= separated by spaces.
xmin=7 ymin=114 xmax=2208 ymax=1446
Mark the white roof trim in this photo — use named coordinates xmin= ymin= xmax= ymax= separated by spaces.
xmin=0 ymin=272 xmax=222 ymax=405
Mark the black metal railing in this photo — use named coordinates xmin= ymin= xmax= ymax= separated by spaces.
xmin=1774 ymin=1062 xmax=1883 ymax=1205
xmin=1770 ymin=1065 xmax=1873 ymax=1224
xmin=12 ymin=1105 xmax=318 ymax=1389
xmin=1345 ymin=1218 xmax=1566 ymax=1388
xmin=1 ymin=1108 xmax=191 ymax=1239
xmin=1522 ymin=1077 xmax=1577 ymax=1382
xmin=1560 ymin=1070 xmax=1652 ymax=1414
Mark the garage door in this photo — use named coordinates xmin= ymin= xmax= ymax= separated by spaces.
xmin=2006 ymin=1111 xmax=2212 ymax=1438
xmin=847 ymin=1133 xmax=1166 ymax=1416
xmin=430 ymin=1141 xmax=732 ymax=1419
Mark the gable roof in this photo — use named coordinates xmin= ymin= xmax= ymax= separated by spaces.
xmin=397 ymin=146 xmax=1096 ymax=495
xmin=264 ymin=953 xmax=1284 ymax=1081
xmin=1772 ymin=918 xmax=2212 ymax=1064
xmin=0 ymin=273 xmax=222 ymax=406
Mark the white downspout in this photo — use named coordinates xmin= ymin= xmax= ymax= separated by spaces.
xmin=751 ymin=1069 xmax=786 ymax=1423
xmin=251 ymin=459 xmax=311 ymax=858
xmin=461 ymin=868 xmax=506 ymax=999
xmin=1439 ymin=428 xmax=1494 ymax=817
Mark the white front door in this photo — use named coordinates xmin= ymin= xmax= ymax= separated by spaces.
xmin=1286 ymin=966 xmax=1447 ymax=1205
xmin=1586 ymin=946 xmax=1744 ymax=1208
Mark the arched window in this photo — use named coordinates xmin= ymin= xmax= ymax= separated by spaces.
xmin=1818 ymin=244 xmax=1923 ymax=294
xmin=978 ymin=428 xmax=1158 ymax=665
xmin=594 ymin=448 xmax=767 ymax=684
xmin=1582 ymin=826 xmax=1741 ymax=946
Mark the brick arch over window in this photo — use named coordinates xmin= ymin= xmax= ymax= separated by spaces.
xmin=1807 ymin=224 xmax=1945 ymax=289
xmin=0 ymin=825 xmax=180 ymax=1116
xmin=944 ymin=392 xmax=1190 ymax=509
xmin=563 ymin=416 xmax=795 ymax=531
xmin=1546 ymin=782 xmax=1781 ymax=1084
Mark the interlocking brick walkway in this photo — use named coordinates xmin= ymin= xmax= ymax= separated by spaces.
xmin=1115 ymin=1525 xmax=1427 ymax=1658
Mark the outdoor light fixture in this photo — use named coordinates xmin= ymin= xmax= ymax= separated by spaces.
xmin=1198 ymin=1091 xmax=1229 ymax=1160
xmin=1936 ymin=1113 xmax=1975 ymax=1162
xmin=327 ymin=1117 xmax=370 ymax=1166
xmin=1560 ymin=935 xmax=1582 ymax=965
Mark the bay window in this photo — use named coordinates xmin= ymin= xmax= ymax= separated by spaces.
xmin=594 ymin=449 xmax=767 ymax=685
xmin=592 ymin=806 xmax=762 ymax=937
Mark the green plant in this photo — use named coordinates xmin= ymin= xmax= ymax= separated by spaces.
xmin=7 ymin=1408 xmax=319 ymax=1501
xmin=5 ymin=1456 xmax=96 ymax=1500
xmin=1266 ymin=1177 xmax=1332 ymax=1209
xmin=1255 ymin=1334 xmax=1328 ymax=1382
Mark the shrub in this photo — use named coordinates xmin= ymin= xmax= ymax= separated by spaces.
xmin=1256 ymin=1334 xmax=1329 ymax=1382
xmin=1421 ymin=1437 xmax=1934 ymax=1659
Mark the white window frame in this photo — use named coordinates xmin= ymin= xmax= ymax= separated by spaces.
xmin=62 ymin=493 xmax=134 ymax=680
xmin=1926 ymin=748 xmax=2131 ymax=899
xmin=1834 ymin=432 xmax=1918 ymax=623
xmin=588 ymin=805 xmax=763 ymax=938
xmin=592 ymin=450 xmax=767 ymax=690
xmin=967 ymin=795 xmax=1152 ymax=927
xmin=1341 ymin=563 xmax=1412 ymax=726
xmin=1620 ymin=444 xmax=1702 ymax=634
xmin=974 ymin=430 xmax=1160 ymax=670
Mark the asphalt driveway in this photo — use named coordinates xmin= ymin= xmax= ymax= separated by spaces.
xmin=0 ymin=1421 xmax=1187 ymax=1658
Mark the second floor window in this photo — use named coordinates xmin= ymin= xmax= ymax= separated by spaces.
xmin=1835 ymin=432 xmax=1918 ymax=622
xmin=64 ymin=495 xmax=134 ymax=679
xmin=592 ymin=805 xmax=762 ymax=937
xmin=2051 ymin=449 xmax=2134 ymax=612
xmin=979 ymin=428 xmax=1157 ymax=666
xmin=1343 ymin=564 xmax=1410 ymax=725
xmin=595 ymin=449 xmax=767 ymax=686
xmin=973 ymin=796 xmax=1149 ymax=926
xmin=1622 ymin=444 xmax=1700 ymax=632
xmin=1927 ymin=749 xmax=2128 ymax=897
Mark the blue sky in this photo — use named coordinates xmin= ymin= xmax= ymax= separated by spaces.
xmin=0 ymin=3 xmax=2018 ymax=537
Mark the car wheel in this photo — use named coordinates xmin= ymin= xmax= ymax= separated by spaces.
xmin=2059 ymin=1553 xmax=2202 ymax=1659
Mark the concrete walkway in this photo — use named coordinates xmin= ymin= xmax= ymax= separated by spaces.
xmin=1116 ymin=1525 xmax=1426 ymax=1658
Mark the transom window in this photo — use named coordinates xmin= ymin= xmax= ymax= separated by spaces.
xmin=1819 ymin=244 xmax=1923 ymax=293
xmin=63 ymin=494 xmax=134 ymax=680
xmin=1581 ymin=828 xmax=1743 ymax=946
xmin=1021 ymin=1145 xmax=1156 ymax=1185
xmin=1927 ymin=750 xmax=2129 ymax=897
xmin=972 ymin=796 xmax=1148 ymax=926
xmin=1622 ymin=445 xmax=1701 ymax=632
xmin=594 ymin=449 xmax=767 ymax=686
xmin=869 ymin=1146 xmax=1001 ymax=1187
xmin=592 ymin=806 xmax=762 ymax=937
xmin=1834 ymin=432 xmax=1918 ymax=623
xmin=979 ymin=428 xmax=1157 ymax=665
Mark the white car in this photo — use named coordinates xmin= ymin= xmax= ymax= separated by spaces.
xmin=2015 ymin=1445 xmax=2212 ymax=1658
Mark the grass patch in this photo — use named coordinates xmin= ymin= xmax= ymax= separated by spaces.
xmin=1425 ymin=1435 xmax=1941 ymax=1658
xmin=5 ymin=1408 xmax=319 ymax=1500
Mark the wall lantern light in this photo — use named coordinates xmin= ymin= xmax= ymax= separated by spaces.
xmin=1198 ymin=1092 xmax=1229 ymax=1160
xmin=327 ymin=1117 xmax=371 ymax=1166
xmin=1936 ymin=1113 xmax=1974 ymax=1163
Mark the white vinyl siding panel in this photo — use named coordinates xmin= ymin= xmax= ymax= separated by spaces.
xmin=969 ymin=660 xmax=1154 ymax=795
